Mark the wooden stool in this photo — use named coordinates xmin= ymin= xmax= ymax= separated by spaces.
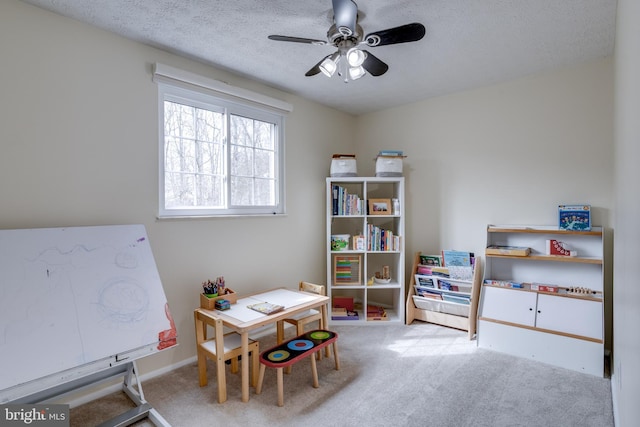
xmin=276 ymin=282 xmax=330 ymax=372
xmin=255 ymin=330 xmax=340 ymax=407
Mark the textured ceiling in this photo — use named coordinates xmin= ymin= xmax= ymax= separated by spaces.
xmin=19 ymin=0 xmax=617 ymax=115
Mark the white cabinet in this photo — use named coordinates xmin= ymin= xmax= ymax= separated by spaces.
xmin=326 ymin=177 xmax=404 ymax=324
xmin=481 ymin=287 xmax=602 ymax=340
xmin=477 ymin=225 xmax=605 ymax=376
xmin=536 ymin=294 xmax=602 ymax=340
xmin=481 ymin=286 xmax=536 ymax=326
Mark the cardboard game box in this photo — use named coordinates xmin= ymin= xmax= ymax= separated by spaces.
xmin=559 ymin=205 xmax=591 ymax=231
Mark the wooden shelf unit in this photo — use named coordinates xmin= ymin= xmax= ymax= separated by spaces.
xmin=477 ymin=224 xmax=605 ymax=377
xmin=405 ymin=251 xmax=483 ymax=339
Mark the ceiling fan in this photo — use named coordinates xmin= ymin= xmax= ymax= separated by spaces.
xmin=268 ymin=0 xmax=426 ymax=82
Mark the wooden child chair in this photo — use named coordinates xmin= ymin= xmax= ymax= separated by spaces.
xmin=276 ymin=281 xmax=329 ymax=369
xmin=194 ymin=310 xmax=259 ymax=403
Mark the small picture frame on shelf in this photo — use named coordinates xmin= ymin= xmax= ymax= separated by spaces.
xmin=334 ymin=255 xmax=362 ymax=285
xmin=368 ymin=198 xmax=392 ymax=215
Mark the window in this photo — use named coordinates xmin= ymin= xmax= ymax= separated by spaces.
xmin=153 ymin=64 xmax=292 ymax=217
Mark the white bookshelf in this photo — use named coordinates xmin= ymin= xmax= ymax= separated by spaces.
xmin=326 ymin=177 xmax=405 ymax=324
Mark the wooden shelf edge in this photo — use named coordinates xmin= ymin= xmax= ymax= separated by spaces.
xmin=481 ymin=283 xmax=603 ymax=301
xmin=487 ymin=225 xmax=602 ymax=236
xmin=485 ymin=253 xmax=602 ymax=265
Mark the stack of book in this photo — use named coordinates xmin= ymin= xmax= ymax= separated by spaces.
xmin=331 ymin=307 xmax=359 ymax=320
xmin=332 ymin=296 xmax=358 ymax=320
xmin=377 ymin=150 xmax=405 ymax=157
xmin=331 ymin=184 xmax=364 ymax=215
xmin=366 ymin=223 xmax=400 ymax=251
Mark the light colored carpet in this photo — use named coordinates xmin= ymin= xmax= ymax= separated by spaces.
xmin=69 ymin=322 xmax=614 ymax=427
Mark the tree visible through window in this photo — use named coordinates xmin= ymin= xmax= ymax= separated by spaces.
xmin=158 ymin=84 xmax=284 ymax=217
xmin=229 ymin=115 xmax=276 ymax=206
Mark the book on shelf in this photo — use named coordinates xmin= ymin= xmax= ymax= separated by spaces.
xmin=377 ymin=150 xmax=406 ymax=157
xmin=419 ymin=254 xmax=442 ymax=266
xmin=331 ymin=307 xmax=359 ymax=320
xmin=530 ymin=283 xmax=559 ymax=293
xmin=332 ymin=307 xmax=348 ymax=315
xmin=366 ymin=224 xmax=400 ymax=251
xmin=447 ymin=265 xmax=474 ymax=281
xmin=367 ymin=305 xmax=386 ymax=315
xmin=247 ymin=302 xmax=285 ymax=315
xmin=416 ymin=265 xmax=433 ymax=275
xmin=483 ymin=279 xmax=524 ymax=288
xmin=438 ymin=280 xmax=462 ymax=292
xmin=485 ymin=245 xmax=531 ymax=256
xmin=441 ymin=250 xmax=474 ymax=267
xmin=415 ymin=274 xmax=436 ymax=288
xmin=332 ymin=184 xmax=363 ymax=216
xmin=442 ymin=294 xmax=471 ymax=305
xmin=367 ymin=305 xmax=388 ymax=321
xmin=415 ymin=286 xmax=444 ymax=298
xmin=430 ymin=267 xmax=450 ymax=277
xmin=558 ymin=204 xmax=591 ymax=231
xmin=332 ymin=296 xmax=354 ymax=311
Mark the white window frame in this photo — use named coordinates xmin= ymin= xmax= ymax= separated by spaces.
xmin=153 ymin=64 xmax=292 ymax=218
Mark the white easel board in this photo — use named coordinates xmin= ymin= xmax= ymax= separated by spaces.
xmin=0 ymin=224 xmax=176 ymax=402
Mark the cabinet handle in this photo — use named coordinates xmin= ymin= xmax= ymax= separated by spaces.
xmin=529 ymin=308 xmax=533 ymax=311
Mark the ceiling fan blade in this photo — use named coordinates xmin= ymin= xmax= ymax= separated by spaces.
xmin=365 ymin=23 xmax=426 ymax=47
xmin=305 ymin=55 xmax=332 ymax=76
xmin=361 ymin=50 xmax=388 ymax=76
xmin=268 ymin=35 xmax=327 ymax=45
xmin=332 ymin=0 xmax=358 ymax=36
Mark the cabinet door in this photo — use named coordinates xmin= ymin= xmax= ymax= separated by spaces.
xmin=535 ymin=294 xmax=603 ymax=340
xmin=481 ymin=286 xmax=536 ymax=326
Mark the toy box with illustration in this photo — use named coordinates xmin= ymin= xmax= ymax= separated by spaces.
xmin=558 ymin=204 xmax=591 ymax=231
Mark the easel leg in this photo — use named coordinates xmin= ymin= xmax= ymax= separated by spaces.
xmin=104 ymin=361 xmax=171 ymax=427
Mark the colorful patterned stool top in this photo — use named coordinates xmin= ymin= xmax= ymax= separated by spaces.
xmin=259 ymin=330 xmax=338 ymax=368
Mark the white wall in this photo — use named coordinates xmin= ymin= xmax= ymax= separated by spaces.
xmin=356 ymin=57 xmax=615 ymax=347
xmin=612 ymin=0 xmax=640 ymax=425
xmin=0 ymin=0 xmax=355 ymax=377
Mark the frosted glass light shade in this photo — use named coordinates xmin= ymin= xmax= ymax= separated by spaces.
xmin=346 ymin=48 xmax=366 ymax=67
xmin=348 ymin=65 xmax=366 ymax=80
xmin=320 ymin=58 xmax=337 ymax=77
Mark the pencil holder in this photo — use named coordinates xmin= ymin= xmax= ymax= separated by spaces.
xmin=200 ymin=289 xmax=237 ymax=309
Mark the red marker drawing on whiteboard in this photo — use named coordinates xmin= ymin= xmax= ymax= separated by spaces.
xmin=158 ymin=303 xmax=177 ymax=350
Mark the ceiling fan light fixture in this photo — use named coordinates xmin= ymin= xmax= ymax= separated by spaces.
xmin=320 ymin=52 xmax=340 ymax=77
xmin=268 ymin=1 xmax=426 ymax=83
xmin=346 ymin=48 xmax=366 ymax=67
xmin=348 ymin=65 xmax=366 ymax=80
